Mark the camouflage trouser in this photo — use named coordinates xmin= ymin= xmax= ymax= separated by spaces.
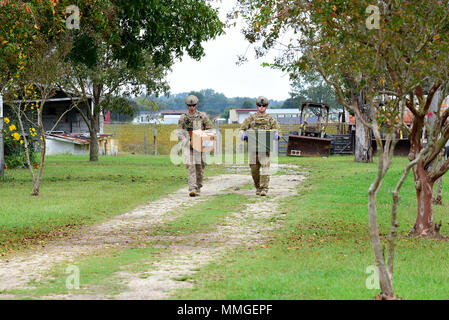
xmin=249 ymin=152 xmax=270 ymax=191
xmin=185 ymin=149 xmax=206 ymax=192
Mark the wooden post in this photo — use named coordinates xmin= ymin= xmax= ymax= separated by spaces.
xmin=154 ymin=122 xmax=157 ymax=156
xmin=0 ymin=95 xmax=4 ymax=177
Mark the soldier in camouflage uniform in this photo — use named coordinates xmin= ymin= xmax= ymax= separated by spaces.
xmin=240 ymin=96 xmax=281 ymax=196
xmin=177 ymin=95 xmax=214 ymax=197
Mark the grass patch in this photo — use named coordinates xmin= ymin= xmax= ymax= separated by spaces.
xmin=172 ymin=155 xmax=449 ymax=300
xmin=235 ymin=183 xmax=253 ymax=191
xmin=152 ymin=193 xmax=249 ymax=237
xmin=0 ymin=155 xmax=223 ymax=255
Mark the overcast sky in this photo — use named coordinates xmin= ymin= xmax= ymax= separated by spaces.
xmin=166 ymin=0 xmax=292 ymax=101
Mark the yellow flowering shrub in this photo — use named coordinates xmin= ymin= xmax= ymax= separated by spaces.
xmin=12 ymin=132 xmax=21 ymax=141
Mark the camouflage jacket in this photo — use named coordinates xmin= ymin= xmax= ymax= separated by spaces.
xmin=177 ymin=111 xmax=213 ymax=141
xmin=240 ymin=113 xmax=281 ymax=135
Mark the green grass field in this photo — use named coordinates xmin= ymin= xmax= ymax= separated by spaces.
xmin=0 ymin=155 xmax=224 ymax=254
xmin=1 ymin=154 xmax=448 ymax=299
xmin=172 ymin=156 xmax=449 ymax=300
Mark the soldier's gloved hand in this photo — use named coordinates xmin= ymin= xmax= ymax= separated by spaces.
xmin=274 ymin=133 xmax=280 ymax=140
xmin=242 ymin=134 xmax=248 ymax=141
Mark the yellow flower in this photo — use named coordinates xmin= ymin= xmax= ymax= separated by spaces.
xmin=4 ymin=117 xmax=9 ymax=124
xmin=9 ymin=124 xmax=17 ymax=131
xmin=20 ymin=140 xmax=23 ymax=144
xmin=12 ymin=132 xmax=20 ymax=141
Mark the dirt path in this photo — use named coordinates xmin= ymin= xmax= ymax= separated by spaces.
xmin=0 ymin=165 xmax=304 ymax=299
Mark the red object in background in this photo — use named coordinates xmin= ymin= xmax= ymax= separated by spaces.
xmin=104 ymin=110 xmax=111 ymax=124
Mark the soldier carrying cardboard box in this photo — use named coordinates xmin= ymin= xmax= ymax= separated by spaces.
xmin=176 ymin=95 xmax=215 ymax=197
xmin=240 ymin=96 xmax=281 ymax=196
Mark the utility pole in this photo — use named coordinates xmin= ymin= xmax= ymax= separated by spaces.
xmin=0 ymin=95 xmax=4 ymax=177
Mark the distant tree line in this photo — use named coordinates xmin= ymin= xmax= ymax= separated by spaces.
xmin=125 ymin=84 xmax=343 ymax=121
xmin=132 ymin=89 xmax=284 ymax=119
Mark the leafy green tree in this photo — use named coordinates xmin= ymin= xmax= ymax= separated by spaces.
xmin=221 ymin=106 xmax=233 ymax=120
xmin=281 ymin=96 xmax=304 ymax=109
xmin=0 ymin=0 xmax=72 ymax=195
xmin=241 ymin=100 xmax=253 ymax=108
xmin=237 ymin=0 xmax=449 ymax=299
xmin=134 ymin=96 xmax=160 ymax=112
xmin=290 ymin=75 xmax=344 ymax=111
xmin=64 ymin=0 xmax=223 ymax=161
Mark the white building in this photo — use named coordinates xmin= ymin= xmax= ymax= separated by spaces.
xmin=46 ymin=132 xmax=118 ymax=156
xmin=160 ymin=110 xmax=185 ymax=124
xmin=132 ymin=110 xmax=185 ymax=125
xmin=229 ymin=109 xmax=301 ymax=124
xmin=132 ymin=111 xmax=161 ymax=124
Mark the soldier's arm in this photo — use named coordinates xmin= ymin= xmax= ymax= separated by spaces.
xmin=202 ymin=113 xmax=214 ymax=131
xmin=240 ymin=116 xmax=251 ymax=132
xmin=271 ymin=118 xmax=281 ymax=138
xmin=176 ymin=116 xmax=189 ymax=141
xmin=239 ymin=116 xmax=252 ymax=140
xmin=274 ymin=119 xmax=281 ymax=136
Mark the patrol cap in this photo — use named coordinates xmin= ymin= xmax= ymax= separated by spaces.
xmin=185 ymin=95 xmax=199 ymax=106
xmin=256 ymin=96 xmax=269 ymax=106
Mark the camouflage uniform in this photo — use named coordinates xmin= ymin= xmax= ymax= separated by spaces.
xmin=240 ymin=113 xmax=281 ymax=194
xmin=177 ymin=110 xmax=214 ymax=193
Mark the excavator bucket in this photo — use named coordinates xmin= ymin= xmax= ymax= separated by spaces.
xmin=287 ymin=134 xmax=332 ymax=157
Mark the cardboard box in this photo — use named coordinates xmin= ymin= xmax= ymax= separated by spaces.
xmin=192 ymin=130 xmax=216 ymax=152
xmin=247 ymin=129 xmax=275 ymax=152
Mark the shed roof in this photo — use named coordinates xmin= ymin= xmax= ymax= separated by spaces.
xmin=46 ymin=132 xmax=112 ymax=145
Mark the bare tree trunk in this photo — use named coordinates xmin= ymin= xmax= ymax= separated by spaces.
xmin=89 ymin=127 xmax=99 ymax=162
xmin=355 ymin=113 xmax=373 ymax=163
xmin=411 ymin=163 xmax=436 ymax=236
xmin=433 ymin=152 xmax=443 ymax=205
xmin=32 ymin=133 xmax=46 ymax=196
xmin=354 ymin=92 xmax=373 ymax=163
xmin=32 ymin=101 xmax=48 ymax=196
xmin=89 ymin=84 xmax=101 ymax=162
xmin=368 ymin=161 xmax=394 ymax=298
xmin=434 ymin=176 xmax=443 ymax=205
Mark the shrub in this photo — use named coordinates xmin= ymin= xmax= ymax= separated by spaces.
xmin=3 ymin=117 xmax=38 ymax=169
